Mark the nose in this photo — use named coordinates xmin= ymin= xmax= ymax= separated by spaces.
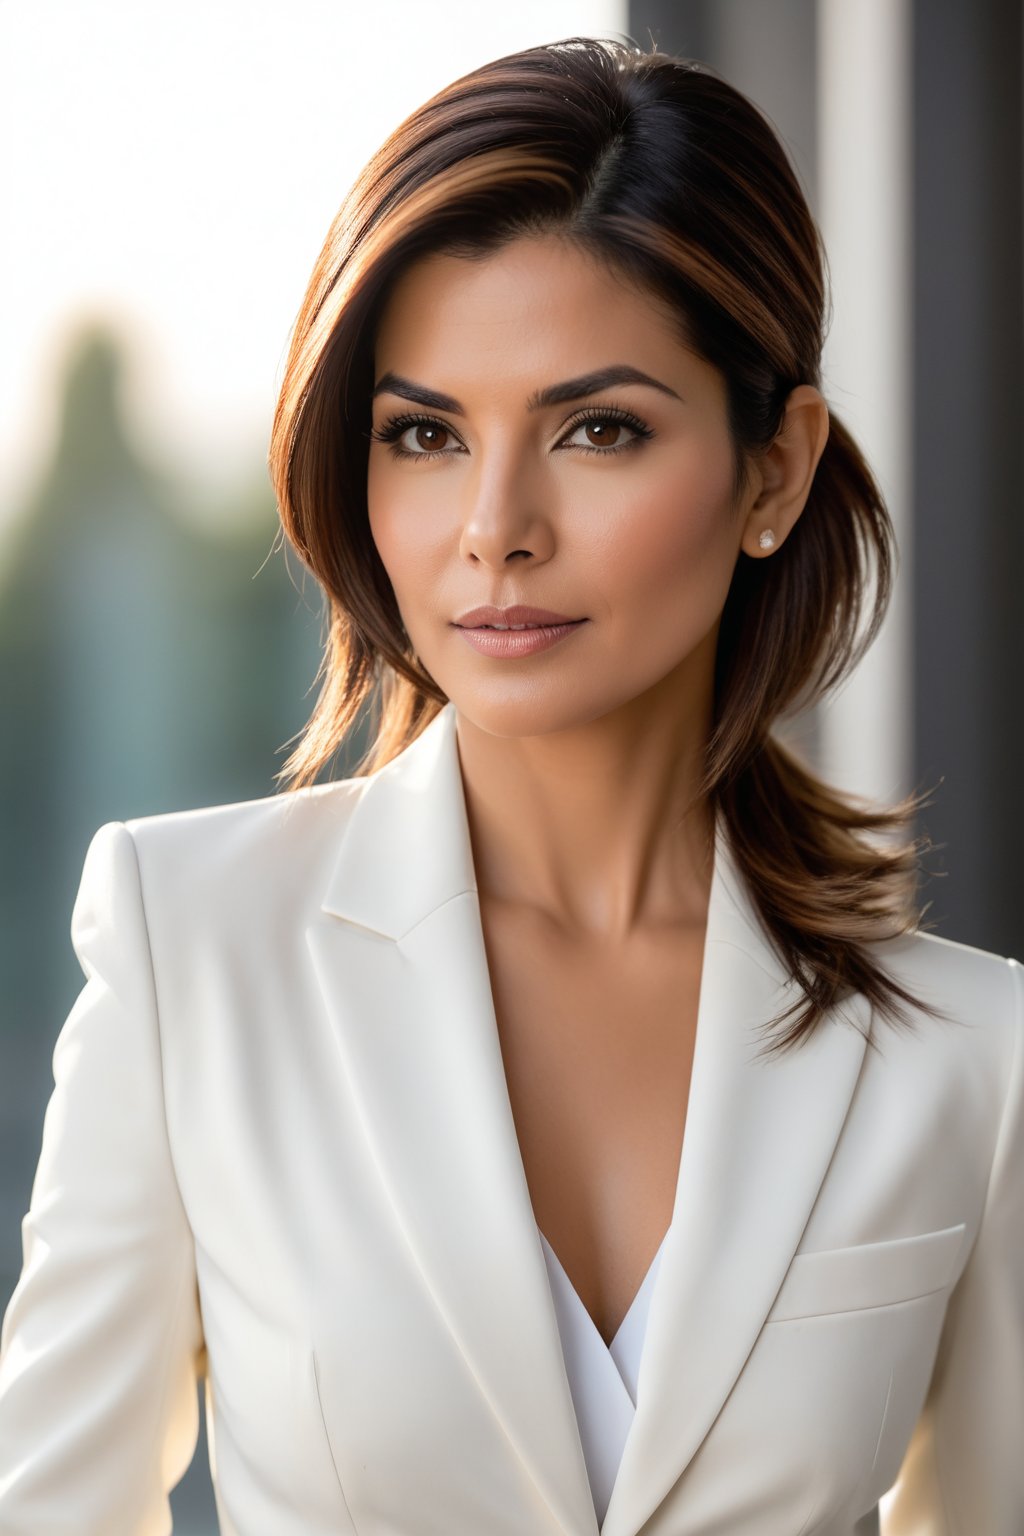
xmin=457 ymin=452 xmax=555 ymax=570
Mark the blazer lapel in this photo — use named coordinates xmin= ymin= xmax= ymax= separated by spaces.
xmin=599 ymin=843 xmax=871 ymax=1536
xmin=305 ymin=702 xmax=872 ymax=1536
xmin=305 ymin=702 xmax=600 ymax=1536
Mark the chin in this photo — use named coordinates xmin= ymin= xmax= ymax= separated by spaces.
xmin=443 ymin=679 xmax=638 ymax=742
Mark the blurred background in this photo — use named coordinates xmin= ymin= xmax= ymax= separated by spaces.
xmin=1 ymin=1 xmax=1020 ymax=1528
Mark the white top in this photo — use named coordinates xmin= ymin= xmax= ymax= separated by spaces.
xmin=538 ymin=1226 xmax=670 ymax=1528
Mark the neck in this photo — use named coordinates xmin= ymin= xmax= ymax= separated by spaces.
xmin=454 ymin=673 xmax=716 ymax=942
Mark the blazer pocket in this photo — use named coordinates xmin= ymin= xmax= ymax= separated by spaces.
xmin=766 ymin=1221 xmax=968 ymax=1322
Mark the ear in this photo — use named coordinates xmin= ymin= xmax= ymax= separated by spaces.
xmin=740 ymin=385 xmax=830 ymax=559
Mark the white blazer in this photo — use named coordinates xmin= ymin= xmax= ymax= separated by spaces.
xmin=1 ymin=700 xmax=1021 ymax=1536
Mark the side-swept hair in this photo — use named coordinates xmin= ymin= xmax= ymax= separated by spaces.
xmin=269 ymin=36 xmax=928 ymax=1055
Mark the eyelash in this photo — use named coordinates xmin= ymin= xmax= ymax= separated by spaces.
xmin=368 ymin=405 xmax=655 ymax=460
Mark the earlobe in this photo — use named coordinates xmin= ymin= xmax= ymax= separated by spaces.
xmin=741 ymin=385 xmax=829 ymax=558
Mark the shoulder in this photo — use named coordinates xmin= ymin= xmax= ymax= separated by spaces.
xmin=879 ymin=922 xmax=1018 ymax=992
xmin=123 ymin=775 xmax=364 ymax=847
xmin=875 ymin=925 xmax=1020 ymax=1025
xmin=865 ymin=926 xmax=1022 ymax=1110
xmin=88 ymin=777 xmax=367 ymax=928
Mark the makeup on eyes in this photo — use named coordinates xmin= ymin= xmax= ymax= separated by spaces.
xmin=368 ymin=403 xmax=656 ymax=459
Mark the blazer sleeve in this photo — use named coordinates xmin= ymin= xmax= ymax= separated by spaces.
xmin=883 ymin=955 xmax=1024 ymax=1534
xmin=0 ymin=821 xmax=204 ymax=1535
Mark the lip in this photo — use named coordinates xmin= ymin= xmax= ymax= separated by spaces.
xmin=453 ymin=604 xmax=583 ymax=628
xmin=455 ymin=619 xmax=587 ymax=659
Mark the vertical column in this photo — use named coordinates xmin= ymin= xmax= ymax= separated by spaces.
xmin=815 ymin=0 xmax=913 ymax=807
xmin=910 ymin=0 xmax=1024 ymax=951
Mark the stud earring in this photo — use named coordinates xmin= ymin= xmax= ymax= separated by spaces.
xmin=758 ymin=528 xmax=776 ymax=551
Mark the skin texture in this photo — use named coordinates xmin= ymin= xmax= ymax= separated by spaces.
xmin=368 ymin=234 xmax=829 ymax=1345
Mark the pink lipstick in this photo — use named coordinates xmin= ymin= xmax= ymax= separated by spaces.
xmin=452 ymin=604 xmax=588 ymax=659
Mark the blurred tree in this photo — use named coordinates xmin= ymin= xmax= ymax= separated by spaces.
xmin=0 ymin=322 xmax=331 ymax=1530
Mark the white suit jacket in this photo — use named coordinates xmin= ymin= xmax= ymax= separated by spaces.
xmin=1 ymin=700 xmax=1022 ymax=1536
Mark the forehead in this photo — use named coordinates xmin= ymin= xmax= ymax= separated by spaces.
xmin=371 ymin=234 xmax=711 ymax=397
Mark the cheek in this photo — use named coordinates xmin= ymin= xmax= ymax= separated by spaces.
xmin=590 ymin=457 xmax=739 ymax=625
xmin=366 ymin=458 xmax=399 ymax=573
xmin=366 ymin=463 xmax=441 ymax=597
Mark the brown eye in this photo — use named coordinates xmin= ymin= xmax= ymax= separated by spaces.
xmin=559 ymin=411 xmax=649 ymax=453
xmin=583 ymin=420 xmax=621 ymax=446
xmin=409 ymin=423 xmax=449 ymax=452
xmin=371 ymin=414 xmax=464 ymax=457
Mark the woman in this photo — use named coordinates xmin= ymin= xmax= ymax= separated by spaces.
xmin=0 ymin=35 xmax=1020 ymax=1536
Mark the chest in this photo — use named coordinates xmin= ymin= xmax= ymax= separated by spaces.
xmin=478 ymin=899 xmax=705 ymax=1347
xmin=168 ymin=896 xmax=992 ymax=1535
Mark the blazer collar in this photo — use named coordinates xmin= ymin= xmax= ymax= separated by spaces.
xmin=320 ymin=701 xmax=786 ymax=966
xmin=321 ymin=701 xmax=478 ymax=940
xmin=310 ymin=701 xmax=870 ymax=1536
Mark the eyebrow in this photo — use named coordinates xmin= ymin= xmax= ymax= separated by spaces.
xmin=371 ymin=365 xmax=682 ymax=415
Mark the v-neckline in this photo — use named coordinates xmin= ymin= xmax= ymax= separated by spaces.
xmin=538 ymin=1226 xmax=671 ymax=1352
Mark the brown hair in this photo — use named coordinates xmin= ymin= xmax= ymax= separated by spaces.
xmin=268 ymin=36 xmax=929 ymax=1055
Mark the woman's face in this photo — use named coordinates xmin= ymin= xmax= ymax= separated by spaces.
xmin=367 ymin=234 xmax=764 ymax=740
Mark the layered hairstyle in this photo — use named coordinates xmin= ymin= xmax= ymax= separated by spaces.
xmin=268 ymin=36 xmax=928 ymax=1053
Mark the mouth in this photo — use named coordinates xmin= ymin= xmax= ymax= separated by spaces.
xmin=452 ymin=618 xmax=589 ymax=658
xmin=457 ymin=620 xmax=586 ymax=631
